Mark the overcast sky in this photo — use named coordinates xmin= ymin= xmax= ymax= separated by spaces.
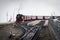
xmin=0 ymin=0 xmax=60 ymax=23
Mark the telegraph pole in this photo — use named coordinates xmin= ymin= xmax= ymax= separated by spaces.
xmin=6 ymin=12 xmax=8 ymax=22
xmin=13 ymin=12 xmax=14 ymax=22
xmin=13 ymin=8 xmax=15 ymax=22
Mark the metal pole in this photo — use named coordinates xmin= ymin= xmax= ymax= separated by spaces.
xmin=13 ymin=12 xmax=14 ymax=22
xmin=6 ymin=12 xmax=8 ymax=22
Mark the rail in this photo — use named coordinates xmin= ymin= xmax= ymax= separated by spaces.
xmin=15 ymin=21 xmax=45 ymax=40
xmin=49 ymin=19 xmax=60 ymax=40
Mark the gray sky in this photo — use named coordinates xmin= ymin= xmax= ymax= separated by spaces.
xmin=0 ymin=0 xmax=60 ymax=23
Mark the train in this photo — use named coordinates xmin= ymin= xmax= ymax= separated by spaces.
xmin=16 ymin=14 xmax=50 ymax=22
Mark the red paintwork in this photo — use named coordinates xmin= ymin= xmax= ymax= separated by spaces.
xmin=16 ymin=16 xmax=49 ymax=22
xmin=44 ymin=17 xmax=49 ymax=20
xmin=16 ymin=20 xmax=22 ymax=22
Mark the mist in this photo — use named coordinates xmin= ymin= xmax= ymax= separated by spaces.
xmin=0 ymin=0 xmax=60 ymax=23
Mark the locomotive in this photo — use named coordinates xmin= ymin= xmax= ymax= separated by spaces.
xmin=16 ymin=14 xmax=24 ymax=22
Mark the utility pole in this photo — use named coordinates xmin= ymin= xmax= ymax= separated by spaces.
xmin=18 ymin=8 xmax=20 ymax=14
xmin=6 ymin=12 xmax=8 ymax=22
xmin=13 ymin=8 xmax=15 ymax=22
xmin=13 ymin=12 xmax=14 ymax=22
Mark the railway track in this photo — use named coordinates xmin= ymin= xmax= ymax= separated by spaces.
xmin=15 ymin=20 xmax=45 ymax=40
xmin=48 ymin=19 xmax=60 ymax=40
xmin=0 ymin=20 xmax=55 ymax=40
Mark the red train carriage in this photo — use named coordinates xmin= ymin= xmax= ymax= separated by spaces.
xmin=44 ymin=16 xmax=50 ymax=20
